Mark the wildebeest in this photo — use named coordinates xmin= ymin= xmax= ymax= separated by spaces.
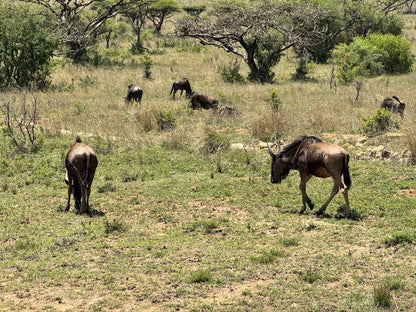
xmin=126 ymin=83 xmax=143 ymax=105
xmin=381 ymin=96 xmax=405 ymax=118
xmin=268 ymin=136 xmax=352 ymax=218
xmin=65 ymin=136 xmax=98 ymax=214
xmin=170 ymin=78 xmax=193 ymax=100
xmin=190 ymin=94 xmax=219 ymax=110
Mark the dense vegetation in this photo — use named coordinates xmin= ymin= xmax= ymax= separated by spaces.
xmin=1 ymin=0 xmax=416 ymax=311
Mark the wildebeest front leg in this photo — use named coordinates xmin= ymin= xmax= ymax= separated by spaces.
xmin=299 ymin=174 xmax=313 ymax=214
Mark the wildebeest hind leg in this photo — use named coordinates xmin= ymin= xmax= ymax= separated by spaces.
xmin=316 ymin=180 xmax=340 ymax=216
xmin=342 ymin=188 xmax=351 ymax=218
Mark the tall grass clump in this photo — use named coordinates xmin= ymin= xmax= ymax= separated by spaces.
xmin=373 ymin=279 xmax=392 ymax=308
xmin=384 ymin=231 xmax=414 ymax=247
xmin=249 ymin=111 xmax=285 ymax=142
xmin=188 ymin=269 xmax=213 ymax=283
xmin=404 ymin=126 xmax=416 ymax=164
xmin=201 ymin=125 xmax=230 ymax=153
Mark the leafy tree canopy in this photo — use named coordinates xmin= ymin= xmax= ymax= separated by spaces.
xmin=0 ymin=1 xmax=59 ymax=89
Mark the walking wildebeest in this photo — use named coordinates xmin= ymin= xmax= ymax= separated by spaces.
xmin=126 ymin=83 xmax=143 ymax=105
xmin=170 ymin=78 xmax=193 ymax=100
xmin=65 ymin=136 xmax=98 ymax=214
xmin=268 ymin=136 xmax=352 ymax=218
xmin=381 ymin=96 xmax=405 ymax=118
xmin=190 ymin=94 xmax=219 ymax=110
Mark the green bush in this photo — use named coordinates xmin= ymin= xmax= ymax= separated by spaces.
xmin=219 ymin=61 xmax=246 ymax=84
xmin=291 ymin=58 xmax=315 ymax=81
xmin=332 ymin=34 xmax=414 ymax=83
xmin=268 ymin=89 xmax=282 ymax=112
xmin=155 ymin=109 xmax=176 ymax=130
xmin=367 ymin=34 xmax=414 ymax=74
xmin=360 ymin=108 xmax=392 ymax=136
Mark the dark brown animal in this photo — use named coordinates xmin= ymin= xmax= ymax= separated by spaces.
xmin=190 ymin=94 xmax=219 ymax=110
xmin=170 ymin=78 xmax=193 ymax=100
xmin=65 ymin=137 xmax=98 ymax=214
xmin=268 ymin=136 xmax=352 ymax=218
xmin=126 ymin=83 xmax=143 ymax=105
xmin=381 ymin=96 xmax=405 ymax=118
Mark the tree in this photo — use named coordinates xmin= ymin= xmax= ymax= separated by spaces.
xmin=182 ymin=5 xmax=206 ymax=19
xmin=175 ymin=0 xmax=330 ymax=82
xmin=124 ymin=1 xmax=153 ymax=53
xmin=0 ymin=1 xmax=58 ymax=89
xmin=293 ymin=0 xmax=404 ymax=63
xmin=30 ymin=0 xmax=153 ymax=62
xmin=146 ymin=0 xmax=180 ymax=34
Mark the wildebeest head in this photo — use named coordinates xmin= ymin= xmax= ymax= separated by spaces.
xmin=268 ymin=144 xmax=291 ymax=184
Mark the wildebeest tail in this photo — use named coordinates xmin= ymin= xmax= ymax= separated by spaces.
xmin=82 ymin=154 xmax=90 ymax=190
xmin=169 ymin=84 xmax=174 ymax=95
xmin=343 ymin=154 xmax=351 ymax=189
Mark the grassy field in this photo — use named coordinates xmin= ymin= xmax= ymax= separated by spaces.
xmin=1 ymin=9 xmax=416 ymax=312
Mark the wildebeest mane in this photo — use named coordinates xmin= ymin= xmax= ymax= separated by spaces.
xmin=280 ymin=136 xmax=322 ymax=158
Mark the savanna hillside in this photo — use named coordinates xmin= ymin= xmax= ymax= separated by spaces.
xmin=1 ymin=1 xmax=416 ymax=311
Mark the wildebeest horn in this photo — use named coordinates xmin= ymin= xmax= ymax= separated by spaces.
xmin=268 ymin=143 xmax=277 ymax=157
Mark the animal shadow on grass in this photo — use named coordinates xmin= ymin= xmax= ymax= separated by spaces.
xmin=85 ymin=206 xmax=105 ymax=217
xmin=334 ymin=205 xmax=362 ymax=221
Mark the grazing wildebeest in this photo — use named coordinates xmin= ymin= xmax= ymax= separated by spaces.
xmin=126 ymin=83 xmax=143 ymax=105
xmin=170 ymin=78 xmax=193 ymax=100
xmin=190 ymin=94 xmax=219 ymax=110
xmin=381 ymin=96 xmax=405 ymax=118
xmin=268 ymin=136 xmax=352 ymax=218
xmin=65 ymin=136 xmax=98 ymax=214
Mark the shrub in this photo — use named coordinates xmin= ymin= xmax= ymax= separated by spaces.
xmin=267 ymin=89 xmax=282 ymax=112
xmin=366 ymin=34 xmax=414 ymax=74
xmin=291 ymin=58 xmax=315 ymax=81
xmin=360 ymin=108 xmax=392 ymax=136
xmin=332 ymin=34 xmax=414 ymax=83
xmin=219 ymin=61 xmax=246 ymax=84
xmin=141 ymin=54 xmax=153 ymax=79
xmin=155 ymin=109 xmax=176 ymax=130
